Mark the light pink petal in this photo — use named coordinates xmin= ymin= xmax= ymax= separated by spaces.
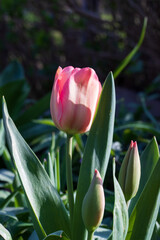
xmin=57 ymin=66 xmax=74 ymax=94
xmin=50 ymin=79 xmax=62 ymax=129
xmin=71 ymin=68 xmax=102 ymax=132
xmin=50 ymin=66 xmax=74 ymax=129
xmin=55 ymin=66 xmax=62 ymax=81
xmin=59 ymin=67 xmax=102 ymax=133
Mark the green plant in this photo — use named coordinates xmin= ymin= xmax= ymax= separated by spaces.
xmin=1 ymin=72 xmax=160 ymax=240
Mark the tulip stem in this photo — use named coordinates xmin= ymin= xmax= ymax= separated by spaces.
xmin=66 ymin=135 xmax=74 ymax=226
xmin=87 ymin=231 xmax=94 ymax=240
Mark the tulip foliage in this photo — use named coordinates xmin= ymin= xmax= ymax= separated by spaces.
xmin=2 ymin=69 xmax=160 ymax=240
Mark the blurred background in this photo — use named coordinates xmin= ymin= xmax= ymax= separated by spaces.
xmin=0 ymin=2 xmax=160 ymax=239
xmin=0 ymin=0 xmax=160 ymax=98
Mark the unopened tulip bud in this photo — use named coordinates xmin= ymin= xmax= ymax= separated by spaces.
xmin=82 ymin=169 xmax=105 ymax=232
xmin=118 ymin=141 xmax=141 ymax=202
xmin=50 ymin=66 xmax=102 ymax=135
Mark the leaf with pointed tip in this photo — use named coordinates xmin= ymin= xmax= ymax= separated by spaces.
xmin=113 ymin=18 xmax=147 ymax=79
xmin=72 ymin=72 xmax=116 ymax=240
xmin=129 ymin=137 xmax=159 ymax=214
xmin=2 ymin=99 xmax=70 ymax=240
xmin=0 ymin=223 xmax=12 ymax=240
xmin=126 ymin=159 xmax=160 ymax=240
xmin=112 ymin=159 xmax=128 ymax=240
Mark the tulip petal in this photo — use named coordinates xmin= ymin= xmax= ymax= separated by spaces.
xmin=59 ymin=68 xmax=101 ymax=134
xmin=55 ymin=66 xmax=62 ymax=81
xmin=50 ymin=66 xmax=74 ymax=130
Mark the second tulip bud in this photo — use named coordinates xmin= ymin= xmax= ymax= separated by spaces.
xmin=118 ymin=141 xmax=141 ymax=202
xmin=82 ymin=169 xmax=105 ymax=233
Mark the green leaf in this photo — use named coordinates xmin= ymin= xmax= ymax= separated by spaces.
xmin=112 ymin=159 xmax=128 ymax=240
xmin=3 ymin=207 xmax=28 ymax=217
xmin=115 ymin=121 xmax=160 ymax=137
xmin=72 ymin=72 xmax=116 ymax=240
xmin=129 ymin=137 xmax=159 ymax=214
xmin=43 ymin=231 xmax=70 ymax=240
xmin=20 ymin=122 xmax=54 ymax=142
xmin=126 ymin=159 xmax=160 ymax=240
xmin=151 ymin=221 xmax=160 ymax=240
xmin=113 ymin=17 xmax=147 ymax=79
xmin=0 ymin=61 xmax=29 ymax=119
xmin=33 ymin=119 xmax=55 ymax=126
xmin=104 ymin=189 xmax=114 ymax=213
xmin=2 ymin=98 xmax=71 ymax=240
xmin=0 ymin=120 xmax=5 ymax=155
xmin=0 ymin=169 xmax=14 ymax=183
xmin=0 ymin=61 xmax=25 ymax=87
xmin=0 ymin=186 xmax=20 ymax=209
xmin=0 ymin=223 xmax=12 ymax=240
xmin=15 ymin=93 xmax=50 ymax=126
xmin=1 ymin=147 xmax=13 ymax=172
xmin=0 ymin=210 xmax=17 ymax=223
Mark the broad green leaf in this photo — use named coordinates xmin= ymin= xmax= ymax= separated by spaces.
xmin=114 ymin=17 xmax=147 ymax=79
xmin=43 ymin=231 xmax=69 ymax=240
xmin=129 ymin=137 xmax=159 ymax=214
xmin=2 ymin=99 xmax=71 ymax=240
xmin=0 ymin=224 xmax=12 ymax=240
xmin=72 ymin=72 xmax=116 ymax=240
xmin=112 ymin=159 xmax=128 ymax=240
xmin=126 ymin=159 xmax=160 ymax=240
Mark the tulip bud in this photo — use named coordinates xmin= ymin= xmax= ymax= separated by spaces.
xmin=82 ymin=169 xmax=105 ymax=232
xmin=50 ymin=66 xmax=102 ymax=135
xmin=118 ymin=141 xmax=141 ymax=202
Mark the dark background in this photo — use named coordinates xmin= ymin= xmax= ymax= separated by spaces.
xmin=0 ymin=0 xmax=160 ymax=98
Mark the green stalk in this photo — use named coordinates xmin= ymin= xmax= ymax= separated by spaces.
xmin=56 ymin=148 xmax=61 ymax=193
xmin=113 ymin=17 xmax=147 ymax=79
xmin=87 ymin=231 xmax=94 ymax=240
xmin=66 ymin=135 xmax=74 ymax=226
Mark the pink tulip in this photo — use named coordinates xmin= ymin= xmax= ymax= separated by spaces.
xmin=50 ymin=66 xmax=102 ymax=135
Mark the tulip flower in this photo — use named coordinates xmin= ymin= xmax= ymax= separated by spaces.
xmin=118 ymin=141 xmax=141 ymax=202
xmin=50 ymin=66 xmax=102 ymax=135
xmin=82 ymin=169 xmax=105 ymax=233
